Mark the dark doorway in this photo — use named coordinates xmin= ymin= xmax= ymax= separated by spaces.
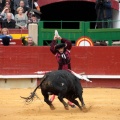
xmin=40 ymin=1 xmax=96 ymax=28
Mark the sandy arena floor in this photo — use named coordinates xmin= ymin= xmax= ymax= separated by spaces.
xmin=0 ymin=88 xmax=120 ymax=120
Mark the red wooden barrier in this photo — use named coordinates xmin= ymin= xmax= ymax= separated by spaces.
xmin=0 ymin=46 xmax=120 ymax=88
xmin=0 ymin=46 xmax=120 ymax=75
xmin=8 ymin=29 xmax=28 ymax=34
xmin=72 ymin=47 xmax=120 ymax=75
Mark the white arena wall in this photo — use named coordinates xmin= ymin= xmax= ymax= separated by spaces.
xmin=0 ymin=78 xmax=37 ymax=89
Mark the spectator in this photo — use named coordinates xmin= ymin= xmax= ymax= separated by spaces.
xmin=0 ymin=28 xmax=12 ymax=46
xmin=5 ymin=0 xmax=14 ymax=14
xmin=0 ymin=28 xmax=12 ymax=40
xmin=28 ymin=0 xmax=41 ymax=20
xmin=95 ymin=0 xmax=112 ymax=28
xmin=13 ymin=0 xmax=29 ymax=15
xmin=28 ymin=0 xmax=40 ymax=11
xmin=15 ymin=0 xmax=29 ymax=14
xmin=4 ymin=1 xmax=10 ymax=9
xmin=1 ymin=36 xmax=11 ymax=46
xmin=22 ymin=36 xmax=36 ymax=46
xmin=103 ymin=0 xmax=112 ymax=28
xmin=4 ymin=1 xmax=14 ymax=13
xmin=15 ymin=7 xmax=28 ymax=29
xmin=0 ymin=15 xmax=3 ymax=28
xmin=0 ymin=1 xmax=14 ymax=14
xmin=95 ymin=0 xmax=104 ymax=28
xmin=1 ymin=7 xmax=14 ymax=20
xmin=2 ymin=13 xmax=16 ymax=28
xmin=28 ymin=14 xmax=38 ymax=25
xmin=0 ymin=0 xmax=4 ymax=12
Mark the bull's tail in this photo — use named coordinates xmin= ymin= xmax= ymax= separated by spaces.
xmin=20 ymin=75 xmax=46 ymax=103
xmin=20 ymin=84 xmax=40 ymax=103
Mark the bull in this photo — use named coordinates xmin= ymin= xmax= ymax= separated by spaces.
xmin=21 ymin=70 xmax=86 ymax=110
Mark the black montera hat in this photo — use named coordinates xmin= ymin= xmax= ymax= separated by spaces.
xmin=55 ymin=43 xmax=66 ymax=50
xmin=2 ymin=36 xmax=10 ymax=46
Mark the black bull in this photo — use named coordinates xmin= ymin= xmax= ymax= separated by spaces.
xmin=21 ymin=70 xmax=85 ymax=110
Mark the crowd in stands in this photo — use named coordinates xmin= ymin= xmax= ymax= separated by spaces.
xmin=0 ymin=0 xmax=40 ymax=29
xmin=0 ymin=0 xmax=40 ymax=46
xmin=0 ymin=0 xmax=113 ymax=46
xmin=0 ymin=27 xmax=36 ymax=46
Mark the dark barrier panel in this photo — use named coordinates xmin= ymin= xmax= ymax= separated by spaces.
xmin=39 ymin=0 xmax=119 ymax=10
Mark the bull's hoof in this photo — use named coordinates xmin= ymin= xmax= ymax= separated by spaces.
xmin=50 ymin=105 xmax=55 ymax=110
xmin=79 ymin=106 xmax=82 ymax=110
xmin=82 ymin=105 xmax=86 ymax=109
xmin=82 ymin=105 xmax=92 ymax=112
xmin=81 ymin=105 xmax=88 ymax=112
xmin=64 ymin=106 xmax=69 ymax=110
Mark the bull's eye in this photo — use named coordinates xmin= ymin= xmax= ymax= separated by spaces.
xmin=61 ymin=83 xmax=64 ymax=86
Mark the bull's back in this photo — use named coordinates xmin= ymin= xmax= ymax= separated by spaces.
xmin=40 ymin=70 xmax=77 ymax=94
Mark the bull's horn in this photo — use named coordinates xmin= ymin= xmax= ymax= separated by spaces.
xmin=79 ymin=72 xmax=85 ymax=75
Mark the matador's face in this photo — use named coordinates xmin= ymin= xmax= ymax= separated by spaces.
xmin=57 ymin=47 xmax=64 ymax=53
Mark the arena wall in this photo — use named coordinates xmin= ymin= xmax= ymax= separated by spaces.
xmin=9 ymin=29 xmax=28 ymax=39
xmin=0 ymin=78 xmax=37 ymax=89
xmin=0 ymin=46 xmax=120 ymax=88
xmin=39 ymin=0 xmax=119 ymax=10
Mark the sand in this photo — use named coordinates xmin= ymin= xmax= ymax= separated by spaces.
xmin=0 ymin=88 xmax=120 ymax=120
